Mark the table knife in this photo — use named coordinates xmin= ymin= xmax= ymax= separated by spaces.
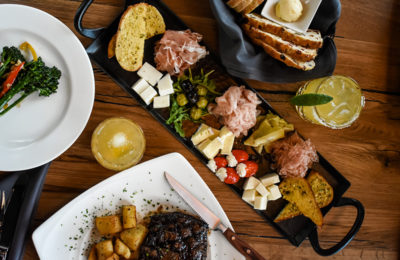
xmin=164 ymin=172 xmax=266 ymax=260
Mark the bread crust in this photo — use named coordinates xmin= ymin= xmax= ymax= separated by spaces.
xmin=242 ymin=0 xmax=265 ymax=14
xmin=250 ymin=37 xmax=315 ymax=71
xmin=243 ymin=24 xmax=317 ymax=62
xmin=245 ymin=14 xmax=323 ymax=49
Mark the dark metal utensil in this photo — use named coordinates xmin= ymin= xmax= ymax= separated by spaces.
xmin=164 ymin=172 xmax=266 ymax=260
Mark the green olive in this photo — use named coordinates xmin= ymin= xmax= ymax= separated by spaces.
xmin=196 ymin=97 xmax=208 ymax=108
xmin=176 ymin=94 xmax=188 ymax=106
xmin=197 ymin=85 xmax=208 ymax=96
xmin=190 ymin=107 xmax=202 ymax=120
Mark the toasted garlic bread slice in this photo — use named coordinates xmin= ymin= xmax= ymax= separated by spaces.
xmin=115 ymin=3 xmax=165 ymax=71
xmin=275 ymin=171 xmax=333 ymax=222
xmin=115 ymin=4 xmax=147 ymax=71
xmin=278 ymin=177 xmax=323 ymax=226
xmin=145 ymin=5 xmax=166 ymax=38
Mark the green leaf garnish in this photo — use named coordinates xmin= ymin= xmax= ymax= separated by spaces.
xmin=290 ymin=93 xmax=333 ymax=106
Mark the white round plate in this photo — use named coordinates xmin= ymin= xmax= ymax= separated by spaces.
xmin=0 ymin=4 xmax=94 ymax=171
xmin=32 ymin=153 xmax=245 ymax=260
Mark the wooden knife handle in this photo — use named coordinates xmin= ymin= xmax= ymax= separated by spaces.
xmin=223 ymin=228 xmax=266 ymax=260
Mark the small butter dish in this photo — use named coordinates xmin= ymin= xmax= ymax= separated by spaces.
xmin=261 ymin=0 xmax=322 ymax=34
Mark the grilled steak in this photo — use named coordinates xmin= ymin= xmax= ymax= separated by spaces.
xmin=139 ymin=212 xmax=208 ymax=260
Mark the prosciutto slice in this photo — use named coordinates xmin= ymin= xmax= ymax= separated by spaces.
xmin=270 ymin=132 xmax=318 ymax=178
xmin=154 ymin=30 xmax=207 ymax=75
xmin=208 ymin=86 xmax=261 ymax=137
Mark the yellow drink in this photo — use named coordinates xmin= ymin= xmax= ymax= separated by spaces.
xmin=295 ymin=76 xmax=364 ymax=129
xmin=91 ymin=117 xmax=146 ymax=171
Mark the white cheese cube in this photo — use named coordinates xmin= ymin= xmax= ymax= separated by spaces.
xmin=201 ymin=137 xmax=223 ymax=160
xmin=221 ymin=134 xmax=234 ymax=155
xmin=196 ymin=139 xmax=211 ymax=151
xmin=242 ymin=189 xmax=256 ymax=205
xmin=132 ymin=78 xmax=150 ymax=94
xmin=215 ymin=168 xmax=227 ymax=182
xmin=139 ymin=86 xmax=157 ymax=105
xmin=267 ymin=185 xmax=282 ymax=201
xmin=153 ymin=95 xmax=170 ymax=108
xmin=157 ymin=74 xmax=174 ymax=96
xmin=219 ymin=126 xmax=235 ymax=155
xmin=243 ymin=177 xmax=261 ymax=190
xmin=191 ymin=124 xmax=217 ymax=146
xmin=226 ymin=153 xmax=238 ymax=167
xmin=137 ymin=62 xmax=163 ymax=86
xmin=255 ymin=183 xmax=270 ymax=197
xmin=253 ymin=195 xmax=268 ymax=210
xmin=260 ymin=173 xmax=280 ymax=187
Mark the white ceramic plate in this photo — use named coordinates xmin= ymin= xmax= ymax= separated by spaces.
xmin=0 ymin=4 xmax=94 ymax=171
xmin=261 ymin=0 xmax=322 ymax=34
xmin=32 ymin=153 xmax=245 ymax=260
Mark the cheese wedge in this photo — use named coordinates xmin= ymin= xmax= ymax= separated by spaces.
xmin=242 ymin=189 xmax=257 ymax=205
xmin=254 ymin=195 xmax=268 ymax=210
xmin=260 ymin=173 xmax=280 ymax=187
xmin=267 ymin=184 xmax=282 ymax=201
xmin=243 ymin=177 xmax=261 ymax=190
xmin=191 ymin=124 xmax=218 ymax=146
xmin=256 ymin=183 xmax=270 ymax=197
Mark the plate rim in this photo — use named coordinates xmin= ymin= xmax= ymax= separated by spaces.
xmin=32 ymin=152 xmax=244 ymax=260
xmin=0 ymin=4 xmax=95 ymax=171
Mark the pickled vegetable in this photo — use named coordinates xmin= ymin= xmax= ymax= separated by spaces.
xmin=197 ymin=85 xmax=208 ymax=96
xmin=176 ymin=93 xmax=188 ymax=106
xmin=196 ymin=97 xmax=208 ymax=108
xmin=190 ymin=107 xmax=202 ymax=120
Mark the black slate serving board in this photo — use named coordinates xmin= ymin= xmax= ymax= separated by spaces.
xmin=74 ymin=0 xmax=364 ymax=255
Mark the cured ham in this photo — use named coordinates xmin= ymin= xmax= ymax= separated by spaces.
xmin=154 ymin=30 xmax=207 ymax=75
xmin=270 ymin=132 xmax=318 ymax=178
xmin=208 ymin=86 xmax=261 ymax=137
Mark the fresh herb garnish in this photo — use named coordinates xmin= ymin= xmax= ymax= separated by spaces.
xmin=290 ymin=93 xmax=333 ymax=106
xmin=166 ymin=96 xmax=190 ymax=137
xmin=166 ymin=69 xmax=219 ymax=137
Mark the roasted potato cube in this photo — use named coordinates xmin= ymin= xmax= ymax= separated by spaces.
xmin=88 ymin=245 xmax=97 ymax=260
xmin=120 ymin=224 xmax=148 ymax=251
xmin=122 ymin=205 xmax=137 ymax=229
xmin=130 ymin=249 xmax=140 ymax=260
xmin=96 ymin=215 xmax=122 ymax=235
xmin=95 ymin=240 xmax=113 ymax=260
xmin=105 ymin=253 xmax=120 ymax=260
xmin=114 ymin=238 xmax=131 ymax=259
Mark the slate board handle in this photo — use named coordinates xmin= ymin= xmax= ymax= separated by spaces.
xmin=308 ymin=197 xmax=365 ymax=256
xmin=74 ymin=0 xmax=106 ymax=39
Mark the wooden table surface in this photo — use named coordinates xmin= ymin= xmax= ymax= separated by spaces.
xmin=2 ymin=0 xmax=399 ymax=259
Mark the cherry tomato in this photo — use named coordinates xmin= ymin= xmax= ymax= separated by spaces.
xmin=214 ymin=157 xmax=228 ymax=169
xmin=224 ymin=168 xmax=240 ymax=184
xmin=231 ymin=150 xmax=249 ymax=163
xmin=242 ymin=161 xmax=258 ymax=177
